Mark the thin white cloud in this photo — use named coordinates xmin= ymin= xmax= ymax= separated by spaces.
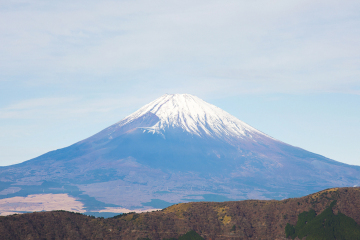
xmin=0 ymin=96 xmax=147 ymax=120
xmin=2 ymin=97 xmax=76 ymax=110
xmin=0 ymin=0 xmax=359 ymax=94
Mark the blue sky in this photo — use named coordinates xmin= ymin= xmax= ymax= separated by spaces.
xmin=0 ymin=0 xmax=359 ymax=166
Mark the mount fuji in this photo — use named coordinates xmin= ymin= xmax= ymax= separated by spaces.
xmin=1 ymin=94 xmax=359 ymax=212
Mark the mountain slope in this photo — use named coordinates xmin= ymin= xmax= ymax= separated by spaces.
xmin=0 ymin=94 xmax=359 ymax=212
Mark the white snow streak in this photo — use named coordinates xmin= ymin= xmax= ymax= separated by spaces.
xmin=117 ymin=94 xmax=266 ymax=139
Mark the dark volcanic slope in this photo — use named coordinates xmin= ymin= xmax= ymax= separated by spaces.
xmin=1 ymin=187 xmax=360 ymax=240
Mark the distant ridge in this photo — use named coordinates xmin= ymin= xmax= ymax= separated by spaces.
xmin=1 ymin=187 xmax=360 ymax=240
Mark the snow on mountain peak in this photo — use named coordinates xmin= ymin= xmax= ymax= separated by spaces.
xmin=116 ymin=94 xmax=267 ymax=140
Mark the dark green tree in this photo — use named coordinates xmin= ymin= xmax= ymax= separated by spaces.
xmin=286 ymin=201 xmax=360 ymax=240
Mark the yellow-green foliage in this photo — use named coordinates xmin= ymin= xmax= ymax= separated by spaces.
xmin=163 ymin=203 xmax=191 ymax=218
xmin=311 ymin=188 xmax=338 ymax=200
xmin=264 ymin=200 xmax=278 ymax=205
xmin=214 ymin=206 xmax=232 ymax=225
xmin=122 ymin=213 xmax=135 ymax=221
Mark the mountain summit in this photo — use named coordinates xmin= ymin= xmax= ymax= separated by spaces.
xmin=89 ymin=94 xmax=275 ymax=157
xmin=112 ymin=93 xmax=265 ymax=139
xmin=1 ymin=94 xmax=360 ymax=212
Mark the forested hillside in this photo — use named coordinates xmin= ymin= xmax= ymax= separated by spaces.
xmin=1 ymin=187 xmax=360 ymax=240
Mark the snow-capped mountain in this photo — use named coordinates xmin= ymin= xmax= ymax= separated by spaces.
xmin=88 ymin=94 xmax=273 ymax=150
xmin=111 ymin=94 xmax=265 ymax=139
xmin=1 ymin=94 xmax=360 ymax=213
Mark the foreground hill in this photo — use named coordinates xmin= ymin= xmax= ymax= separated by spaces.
xmin=1 ymin=94 xmax=360 ymax=213
xmin=1 ymin=187 xmax=360 ymax=240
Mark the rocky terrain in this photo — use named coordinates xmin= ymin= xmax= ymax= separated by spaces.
xmin=1 ymin=187 xmax=359 ymax=240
